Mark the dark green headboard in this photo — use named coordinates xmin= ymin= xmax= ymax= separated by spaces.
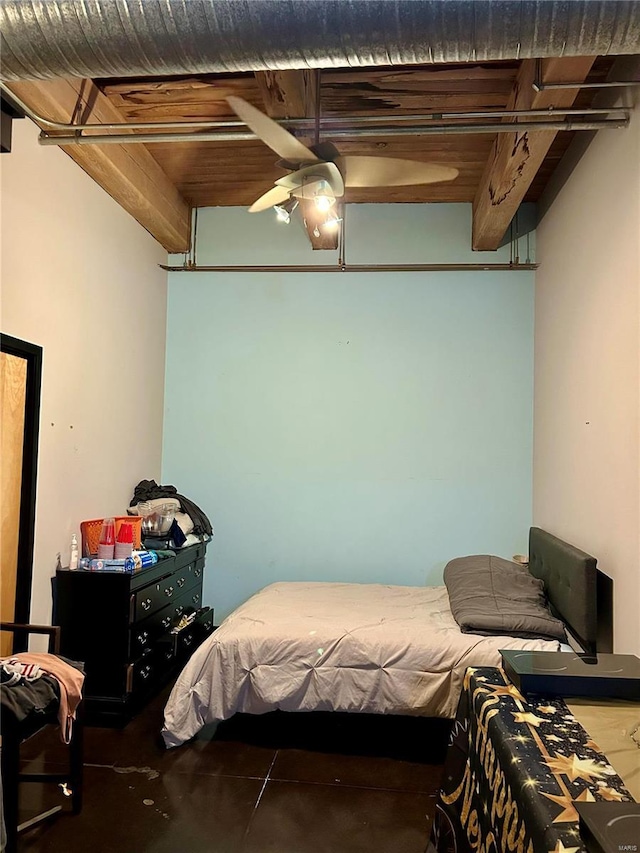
xmin=528 ymin=527 xmax=598 ymax=655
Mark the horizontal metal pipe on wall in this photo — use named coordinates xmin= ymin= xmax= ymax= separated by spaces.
xmin=534 ymin=79 xmax=640 ymax=91
xmin=1 ymin=1 xmax=640 ymax=82
xmin=0 ymin=78 xmax=625 ymax=132
xmin=160 ymin=263 xmax=539 ymax=273
xmin=38 ymin=118 xmax=629 ymax=146
xmin=4 ymin=79 xmax=624 ymax=147
xmin=32 ymin=107 xmax=635 ymax=132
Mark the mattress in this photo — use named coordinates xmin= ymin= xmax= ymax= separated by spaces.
xmin=162 ymin=581 xmax=562 ymax=748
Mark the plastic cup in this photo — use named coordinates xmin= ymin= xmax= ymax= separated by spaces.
xmin=116 ymin=523 xmax=133 ymax=544
xmin=115 ymin=541 xmax=133 ymax=559
xmin=99 ymin=518 xmax=116 ymax=545
xmin=97 ymin=517 xmax=115 ymax=559
xmin=115 ymin=522 xmax=133 ymax=559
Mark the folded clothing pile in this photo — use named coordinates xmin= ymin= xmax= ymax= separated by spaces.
xmin=128 ymin=479 xmax=213 ymax=540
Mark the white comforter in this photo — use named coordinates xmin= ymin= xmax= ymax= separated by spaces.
xmin=162 ymin=581 xmax=561 ymax=748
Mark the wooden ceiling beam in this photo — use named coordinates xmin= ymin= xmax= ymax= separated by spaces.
xmin=5 ymin=77 xmax=191 ymax=252
xmin=472 ymin=56 xmax=596 ymax=251
xmin=255 ymin=69 xmax=318 ymax=151
xmin=254 ymin=70 xmax=318 ymax=120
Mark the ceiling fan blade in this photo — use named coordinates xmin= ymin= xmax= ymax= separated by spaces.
xmin=275 ymin=162 xmax=345 ymax=197
xmin=248 ymin=185 xmax=292 ymax=213
xmin=227 ymin=96 xmax=319 ymax=164
xmin=335 ymin=156 xmax=459 ymax=187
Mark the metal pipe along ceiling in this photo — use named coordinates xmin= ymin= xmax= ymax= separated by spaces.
xmin=1 ymin=0 xmax=640 ymax=82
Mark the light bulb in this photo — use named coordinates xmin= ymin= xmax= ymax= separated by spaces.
xmin=315 ymin=194 xmax=333 ymax=212
xmin=313 ymin=180 xmax=336 ymax=212
xmin=322 ymin=214 xmax=342 ymax=230
xmin=273 ymin=198 xmax=298 ymax=224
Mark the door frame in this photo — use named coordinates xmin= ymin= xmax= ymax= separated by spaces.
xmin=1 ymin=333 xmax=42 ymax=623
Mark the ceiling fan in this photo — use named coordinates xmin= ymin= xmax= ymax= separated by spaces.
xmin=226 ymin=96 xmax=459 ymax=248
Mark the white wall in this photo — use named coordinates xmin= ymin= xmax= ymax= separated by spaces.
xmin=534 ymin=101 xmax=640 ymax=655
xmin=0 ymin=117 xmax=168 ymax=624
xmin=164 ymin=205 xmax=536 ymax=622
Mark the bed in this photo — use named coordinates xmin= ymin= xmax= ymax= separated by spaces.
xmin=162 ymin=527 xmax=600 ymax=748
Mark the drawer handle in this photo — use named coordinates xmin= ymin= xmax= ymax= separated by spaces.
xmin=164 ymin=586 xmax=174 ymax=598
xmin=161 ymin=616 xmax=171 ymax=629
xmin=194 ymin=567 xmax=202 ymax=578
xmin=141 ymin=598 xmax=152 ymax=611
xmin=165 ymin=650 xmax=174 ymax=662
xmin=175 ymin=605 xmax=184 ymax=617
xmin=140 ymin=666 xmax=152 ymax=680
xmin=137 ymin=631 xmax=149 ymax=644
xmin=192 ymin=593 xmax=200 ymax=605
xmin=176 ymin=577 xmax=186 ymax=588
xmin=183 ymin=635 xmax=194 ymax=647
xmin=204 ymin=621 xmax=212 ymax=631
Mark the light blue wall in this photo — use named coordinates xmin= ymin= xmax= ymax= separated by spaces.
xmin=164 ymin=204 xmax=534 ymax=621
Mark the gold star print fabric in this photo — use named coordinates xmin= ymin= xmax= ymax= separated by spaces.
xmin=544 ymin=754 xmax=609 ymax=783
xmin=431 ymin=667 xmax=634 ymax=853
xmin=548 ymin=842 xmax=581 ymax=853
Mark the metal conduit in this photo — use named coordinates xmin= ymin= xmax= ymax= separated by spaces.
xmin=1 ymin=1 xmax=640 ymax=82
xmin=0 ymin=82 xmax=628 ymax=135
xmin=160 ymin=263 xmax=539 ymax=274
xmin=36 ymin=118 xmax=629 ymax=146
xmin=5 ymin=81 xmax=625 ymax=146
xmin=534 ymin=79 xmax=640 ymax=91
xmin=39 ymin=108 xmax=637 ymax=132
xmin=532 ymin=58 xmax=640 ymax=91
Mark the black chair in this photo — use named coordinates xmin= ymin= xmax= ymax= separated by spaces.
xmin=1 ymin=622 xmax=83 ymax=852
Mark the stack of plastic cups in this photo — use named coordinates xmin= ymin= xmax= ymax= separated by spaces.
xmin=115 ymin=523 xmax=134 ymax=559
xmin=97 ymin=518 xmax=116 ymax=559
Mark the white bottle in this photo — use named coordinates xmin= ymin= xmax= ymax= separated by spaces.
xmin=69 ymin=533 xmax=79 ymax=570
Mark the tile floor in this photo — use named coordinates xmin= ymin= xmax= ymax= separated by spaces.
xmin=16 ymin=684 xmax=450 ymax=852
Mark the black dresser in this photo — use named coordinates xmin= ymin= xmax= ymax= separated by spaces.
xmin=55 ymin=542 xmax=213 ymax=725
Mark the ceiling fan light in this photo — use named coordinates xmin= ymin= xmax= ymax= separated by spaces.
xmin=315 ymin=194 xmax=334 ymax=212
xmin=275 ymin=206 xmax=291 ymax=224
xmin=273 ymin=197 xmax=298 ymax=224
xmin=322 ymin=214 xmax=342 ymax=230
xmin=313 ymin=180 xmax=336 ymax=212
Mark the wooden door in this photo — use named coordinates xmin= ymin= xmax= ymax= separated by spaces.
xmin=0 ymin=335 xmax=42 ymax=655
xmin=1 ymin=351 xmax=27 ymax=653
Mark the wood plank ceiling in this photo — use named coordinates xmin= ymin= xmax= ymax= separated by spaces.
xmin=7 ymin=56 xmax=615 ymax=252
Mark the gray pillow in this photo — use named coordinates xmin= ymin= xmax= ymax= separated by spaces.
xmin=444 ymin=554 xmax=567 ymax=642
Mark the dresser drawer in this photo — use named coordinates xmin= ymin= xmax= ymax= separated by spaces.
xmin=155 ymin=607 xmax=215 ymax=667
xmin=126 ymin=656 xmax=157 ymax=695
xmin=193 ymin=606 xmax=215 ymax=641
xmin=155 ymin=635 xmax=177 ymax=669
xmin=174 ymin=544 xmax=204 ymax=569
xmin=175 ymin=607 xmax=215 ymax=660
xmin=129 ymin=586 xmax=203 ymax=657
xmin=130 ymin=605 xmax=174 ymax=656
xmin=172 ymin=558 xmax=204 ymax=596
xmin=131 ymin=558 xmax=205 ymax=623
xmin=131 ymin=574 xmax=172 ymax=622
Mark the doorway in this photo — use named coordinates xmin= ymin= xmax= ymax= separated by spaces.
xmin=1 ymin=334 xmax=42 ymax=655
